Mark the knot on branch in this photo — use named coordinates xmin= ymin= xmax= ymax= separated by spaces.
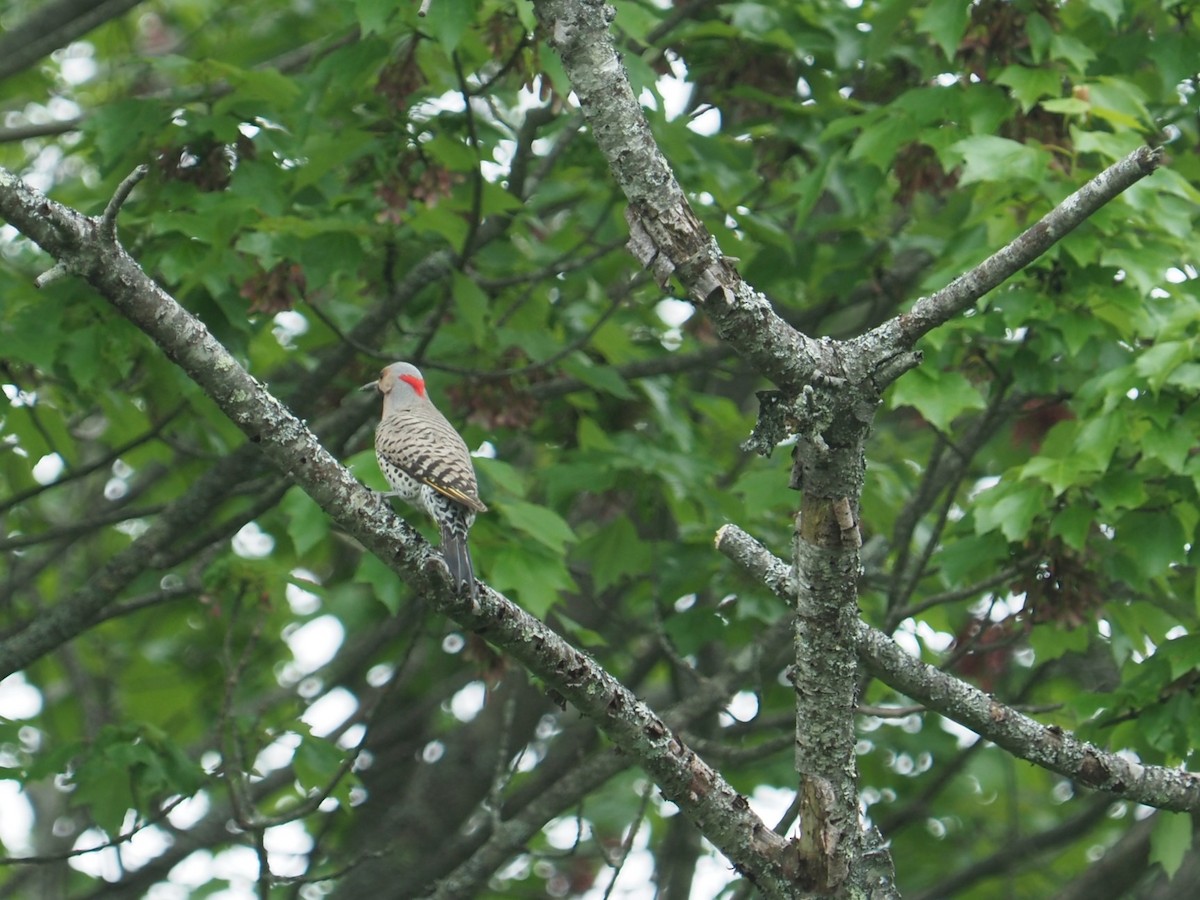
xmin=743 ymin=385 xmax=834 ymax=459
xmin=34 ymin=164 xmax=148 ymax=288
xmin=743 ymin=363 xmax=878 ymax=457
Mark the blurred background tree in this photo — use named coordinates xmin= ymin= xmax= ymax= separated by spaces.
xmin=1 ymin=0 xmax=1199 ymax=897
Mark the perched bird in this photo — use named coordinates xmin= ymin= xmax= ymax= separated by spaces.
xmin=365 ymin=362 xmax=487 ymax=598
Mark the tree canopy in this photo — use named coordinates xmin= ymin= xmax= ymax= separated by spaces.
xmin=1 ymin=0 xmax=1200 ymax=897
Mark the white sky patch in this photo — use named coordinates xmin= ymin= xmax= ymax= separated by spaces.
xmin=301 ymin=686 xmax=358 ymax=738
xmin=721 ymin=690 xmax=759 ymax=726
xmin=286 ymin=570 xmax=321 ymax=615
xmin=167 ymin=850 xmax=217 ymax=892
xmin=748 ymin=785 xmax=795 ymax=834
xmin=367 ymin=662 xmax=395 ymax=687
xmin=659 ymin=53 xmax=693 ymax=121
xmin=483 ymin=137 xmax=518 ymax=182
xmin=581 ymin=825 xmax=654 ymax=899
xmin=263 ymin=820 xmax=313 ymax=878
xmin=120 ymin=823 xmax=172 ymax=870
xmin=31 ymin=453 xmax=65 ymax=485
xmin=449 ymin=680 xmax=487 ymax=722
xmin=940 ymin=717 xmax=980 ymax=749
xmin=913 ymin=620 xmax=954 ymax=652
xmin=254 ymin=732 xmax=300 ymax=775
xmin=0 ymin=782 xmax=33 ymax=854
xmin=656 ymin=298 xmax=694 ymax=327
xmin=0 ymin=672 xmax=43 ymax=719
xmin=60 ymin=55 xmax=97 ymax=85
xmin=338 ymin=722 xmax=366 ymax=751
xmin=210 ymin=845 xmax=261 ymax=892
xmin=893 ymin=622 xmax=921 ymax=658
xmin=69 ymin=829 xmax=123 ymax=881
xmin=688 ymin=106 xmax=721 ymax=135
xmin=968 ymin=475 xmax=1001 ymax=500
xmin=285 ymin=614 xmax=345 ymax=674
xmin=272 ymin=311 xmax=308 ymax=348
xmin=231 ymin=521 xmax=274 ymax=558
xmin=166 ymin=792 xmax=211 ymax=830
xmin=3 ymin=384 xmax=30 ymax=406
xmin=544 ymin=815 xmax=593 ymax=850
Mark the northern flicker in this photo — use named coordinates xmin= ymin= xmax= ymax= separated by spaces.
xmin=365 ymin=362 xmax=487 ymax=598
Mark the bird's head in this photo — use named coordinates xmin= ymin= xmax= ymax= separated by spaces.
xmin=363 ymin=362 xmax=428 ymax=407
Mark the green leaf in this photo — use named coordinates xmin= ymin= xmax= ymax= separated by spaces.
xmin=283 ymin=487 xmax=330 ymax=557
xmin=1135 ymin=341 xmax=1192 ymax=392
xmin=497 ymin=501 xmax=578 ymax=554
xmin=663 ymin=606 xmax=727 ymax=655
xmin=1049 ymin=32 xmax=1097 ymax=73
xmin=561 ymin=354 xmax=636 ymax=399
xmin=947 ymin=136 xmax=1050 ymax=186
xmin=1041 ymin=97 xmax=1091 ymax=116
xmin=488 ymin=545 xmax=576 ymax=617
xmin=996 ymin=66 xmax=1063 ymax=113
xmin=1020 ymin=455 xmax=1089 ymax=497
xmin=1161 ymin=635 xmax=1200 ymax=681
xmin=355 ymin=553 xmax=404 ymax=615
xmin=1049 ymin=504 xmax=1095 ymax=551
xmin=1073 ymin=414 xmax=1124 ymax=471
xmin=1085 ymin=0 xmax=1124 ymax=27
xmin=1151 ymin=813 xmax=1192 ymax=879
xmin=451 ymin=271 xmax=490 ymax=344
xmin=915 ymin=0 xmax=971 ymax=61
xmin=425 ymin=1 xmax=474 ymax=52
xmin=1142 ymin=421 xmax=1193 ymax=472
xmin=974 ymin=483 xmax=1049 ymax=542
xmin=354 ymin=0 xmax=395 ymax=36
xmin=850 ymin=114 xmax=918 ymax=170
xmin=1028 ymin=619 xmax=1090 ymax=662
xmin=1114 ymin=511 xmax=1185 ymax=579
xmin=293 ymin=731 xmax=357 ymax=808
xmin=1090 ymin=469 xmax=1148 ymax=512
xmin=575 ymin=517 xmax=654 ymax=593
xmin=889 ymin=367 xmax=986 ymax=432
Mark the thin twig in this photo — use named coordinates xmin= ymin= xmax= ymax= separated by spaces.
xmin=0 ymin=795 xmax=194 ymax=866
xmin=100 ymin=165 xmax=148 ymax=241
xmin=863 ymin=145 xmax=1164 ymax=364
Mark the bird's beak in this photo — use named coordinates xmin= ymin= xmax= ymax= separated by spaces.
xmin=360 ymin=380 xmax=380 ymax=392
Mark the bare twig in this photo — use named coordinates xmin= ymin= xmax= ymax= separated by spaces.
xmin=0 ymin=794 xmax=195 ymax=867
xmin=861 ymin=145 xmax=1164 ymax=367
xmin=100 ymin=165 xmax=148 ymax=241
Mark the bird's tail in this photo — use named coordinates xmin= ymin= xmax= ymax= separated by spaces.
xmin=441 ymin=525 xmax=477 ymax=600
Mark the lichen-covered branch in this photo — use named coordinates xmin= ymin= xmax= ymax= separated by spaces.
xmin=532 ymin=0 xmax=822 ymax=392
xmin=858 ymin=145 xmax=1163 ymax=370
xmin=715 ymin=524 xmax=1200 ymax=813
xmin=0 ymin=166 xmax=801 ymax=898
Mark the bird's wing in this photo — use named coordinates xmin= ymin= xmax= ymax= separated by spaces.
xmin=377 ymin=414 xmax=488 ymax=513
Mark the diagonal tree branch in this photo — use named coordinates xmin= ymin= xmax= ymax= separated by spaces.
xmin=0 ymin=166 xmax=803 ymax=897
xmin=0 ymin=0 xmax=146 ymax=83
xmin=858 ymin=145 xmax=1163 ymax=372
xmin=715 ymin=523 xmax=1200 ymax=813
xmin=532 ymin=0 xmax=822 ymax=392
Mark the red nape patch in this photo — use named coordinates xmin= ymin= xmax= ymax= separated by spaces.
xmin=399 ymin=373 xmax=426 ymax=397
